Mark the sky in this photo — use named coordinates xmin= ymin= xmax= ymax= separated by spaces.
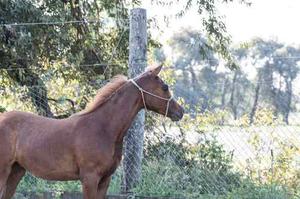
xmin=142 ymin=0 xmax=300 ymax=46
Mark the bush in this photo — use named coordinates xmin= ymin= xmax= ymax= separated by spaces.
xmin=132 ymin=160 xmax=185 ymax=197
xmin=138 ymin=138 xmax=242 ymax=198
xmin=226 ymin=181 xmax=292 ymax=199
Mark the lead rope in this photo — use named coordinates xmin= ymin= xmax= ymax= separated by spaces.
xmin=129 ymin=79 xmax=172 ymax=117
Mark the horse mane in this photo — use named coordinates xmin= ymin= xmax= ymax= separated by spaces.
xmin=74 ymin=75 xmax=128 ymax=116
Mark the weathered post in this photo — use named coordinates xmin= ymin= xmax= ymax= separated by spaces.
xmin=122 ymin=8 xmax=147 ymax=192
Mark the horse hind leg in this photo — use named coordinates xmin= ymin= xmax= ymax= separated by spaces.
xmin=97 ymin=176 xmax=111 ymax=199
xmin=1 ymin=163 xmax=25 ymax=199
xmin=0 ymin=167 xmax=11 ymax=199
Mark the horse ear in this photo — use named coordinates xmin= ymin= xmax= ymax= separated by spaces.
xmin=151 ymin=64 xmax=163 ymax=76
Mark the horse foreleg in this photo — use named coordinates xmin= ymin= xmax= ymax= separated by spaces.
xmin=81 ymin=172 xmax=100 ymax=199
xmin=97 ymin=176 xmax=111 ymax=199
xmin=2 ymin=164 xmax=25 ymax=199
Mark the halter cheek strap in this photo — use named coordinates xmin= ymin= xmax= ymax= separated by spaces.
xmin=129 ymin=79 xmax=173 ymax=117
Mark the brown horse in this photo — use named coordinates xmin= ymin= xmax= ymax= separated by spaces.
xmin=0 ymin=65 xmax=184 ymax=199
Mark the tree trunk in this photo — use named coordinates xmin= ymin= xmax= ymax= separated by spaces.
xmin=189 ymin=67 xmax=208 ymax=112
xmin=221 ymin=79 xmax=229 ymax=108
xmin=284 ymin=79 xmax=292 ymax=124
xmin=249 ymin=80 xmax=260 ymax=124
xmin=229 ymin=71 xmax=238 ymax=119
xmin=7 ymin=64 xmax=53 ymax=117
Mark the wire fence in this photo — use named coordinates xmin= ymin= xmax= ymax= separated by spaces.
xmin=1 ymin=63 xmax=300 ymax=199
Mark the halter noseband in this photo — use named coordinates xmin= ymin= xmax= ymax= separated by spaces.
xmin=129 ymin=79 xmax=173 ymax=117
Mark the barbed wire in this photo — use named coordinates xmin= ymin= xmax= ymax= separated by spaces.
xmin=0 ymin=63 xmax=120 ymax=71
xmin=0 ymin=19 xmax=103 ymax=27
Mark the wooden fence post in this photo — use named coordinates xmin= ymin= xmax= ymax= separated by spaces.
xmin=122 ymin=8 xmax=147 ymax=192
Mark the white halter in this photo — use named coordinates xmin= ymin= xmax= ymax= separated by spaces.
xmin=129 ymin=79 xmax=173 ymax=117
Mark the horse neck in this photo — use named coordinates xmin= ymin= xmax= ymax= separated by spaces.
xmin=85 ymin=82 xmax=143 ymax=142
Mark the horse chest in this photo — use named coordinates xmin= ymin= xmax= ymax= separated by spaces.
xmin=102 ymin=144 xmax=122 ymax=176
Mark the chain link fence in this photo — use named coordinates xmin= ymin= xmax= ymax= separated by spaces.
xmin=1 ymin=64 xmax=300 ymax=199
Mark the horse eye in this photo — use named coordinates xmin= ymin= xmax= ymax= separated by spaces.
xmin=155 ymin=76 xmax=159 ymax=80
xmin=162 ymin=84 xmax=169 ymax=92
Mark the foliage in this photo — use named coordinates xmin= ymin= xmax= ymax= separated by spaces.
xmin=141 ymin=134 xmax=241 ymax=198
xmin=0 ymin=0 xmax=131 ymax=117
xmin=226 ymin=182 xmax=291 ymax=199
xmin=154 ymin=0 xmax=251 ymax=67
xmin=236 ymin=108 xmax=278 ymax=127
xmin=245 ymin=125 xmax=300 ymax=192
xmin=0 ymin=105 xmax=5 ymax=112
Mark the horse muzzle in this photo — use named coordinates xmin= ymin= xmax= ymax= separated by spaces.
xmin=170 ymin=106 xmax=184 ymax=121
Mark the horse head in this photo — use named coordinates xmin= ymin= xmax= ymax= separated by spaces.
xmin=130 ymin=65 xmax=184 ymax=121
